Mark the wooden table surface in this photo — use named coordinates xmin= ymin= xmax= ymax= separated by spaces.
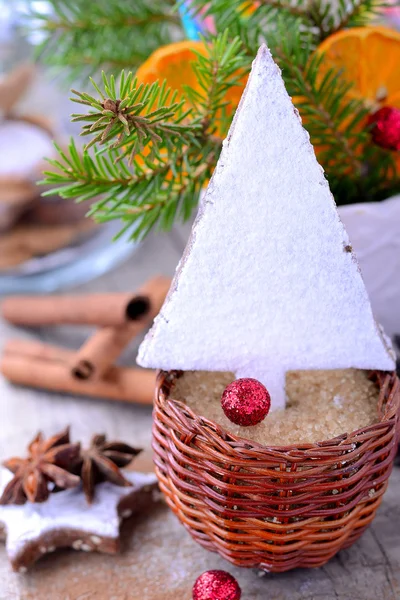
xmin=0 ymin=227 xmax=399 ymax=600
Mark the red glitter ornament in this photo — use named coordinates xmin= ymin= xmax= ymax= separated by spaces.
xmin=192 ymin=570 xmax=241 ymax=600
xmin=368 ymin=106 xmax=400 ymax=151
xmin=221 ymin=378 xmax=271 ymax=426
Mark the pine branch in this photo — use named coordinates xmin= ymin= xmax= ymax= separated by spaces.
xmin=311 ymin=0 xmax=390 ymax=41
xmin=256 ymin=0 xmax=312 ymax=18
xmin=36 ymin=2 xmax=398 ymax=241
xmin=43 ymin=13 xmax=178 ymax=32
xmin=184 ymin=30 xmax=249 ymax=135
xmin=267 ymin=16 xmax=397 ymax=203
xmin=42 ymin=139 xmax=219 ymax=240
xmin=70 ymin=72 xmax=201 ymax=163
xmin=185 ymin=4 xmax=398 ymax=205
xmin=41 ymin=33 xmax=248 ymax=240
xmin=29 ymin=0 xmax=183 ymax=78
xmin=190 ymin=0 xmax=389 ymax=43
xmin=269 ymin=22 xmax=364 ymax=178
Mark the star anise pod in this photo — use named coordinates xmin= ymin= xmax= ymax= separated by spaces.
xmin=77 ymin=434 xmax=142 ymax=504
xmin=0 ymin=427 xmax=81 ymax=505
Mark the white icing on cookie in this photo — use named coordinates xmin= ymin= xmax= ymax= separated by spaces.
xmin=0 ymin=467 xmax=157 ymax=561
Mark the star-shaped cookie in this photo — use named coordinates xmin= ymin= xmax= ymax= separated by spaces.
xmin=0 ymin=467 xmax=159 ymax=572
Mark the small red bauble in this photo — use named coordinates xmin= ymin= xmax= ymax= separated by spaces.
xmin=368 ymin=106 xmax=400 ymax=151
xmin=221 ymin=378 xmax=271 ymax=426
xmin=192 ymin=570 xmax=241 ymax=600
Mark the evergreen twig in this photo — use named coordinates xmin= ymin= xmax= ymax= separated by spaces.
xmin=189 ymin=0 xmax=389 ymax=42
xmin=41 ymin=33 xmax=248 ymax=240
xmin=70 ymin=72 xmax=201 ymax=162
xmin=267 ymin=15 xmax=398 ymax=202
xmin=29 ymin=0 xmax=183 ymax=78
xmin=256 ymin=0 xmax=308 ymax=18
xmin=36 ymin=1 xmax=399 ymax=241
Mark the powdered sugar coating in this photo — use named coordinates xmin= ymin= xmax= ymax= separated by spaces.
xmin=138 ymin=44 xmax=394 ymax=410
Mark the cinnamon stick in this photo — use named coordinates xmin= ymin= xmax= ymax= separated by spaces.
xmin=71 ymin=326 xmax=138 ymax=380
xmin=1 ymin=276 xmax=171 ymax=327
xmin=1 ymin=354 xmax=156 ymax=405
xmin=4 ymin=339 xmax=74 ymax=363
xmin=71 ymin=277 xmax=171 ymax=380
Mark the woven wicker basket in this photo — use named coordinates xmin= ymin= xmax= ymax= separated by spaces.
xmin=153 ymin=370 xmax=400 ymax=573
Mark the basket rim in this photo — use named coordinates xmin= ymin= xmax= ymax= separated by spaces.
xmin=155 ymin=369 xmax=400 ymax=455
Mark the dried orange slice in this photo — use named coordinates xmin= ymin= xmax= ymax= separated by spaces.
xmin=317 ymin=26 xmax=400 ymax=110
xmin=136 ymin=41 xmax=246 ymax=125
xmin=134 ymin=43 xmax=206 ymax=174
xmin=136 ymin=41 xmax=206 ymax=97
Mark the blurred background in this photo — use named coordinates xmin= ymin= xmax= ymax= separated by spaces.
xmin=0 ymin=0 xmax=141 ymax=294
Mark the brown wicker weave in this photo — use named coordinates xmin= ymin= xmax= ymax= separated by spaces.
xmin=153 ymin=370 xmax=400 ymax=573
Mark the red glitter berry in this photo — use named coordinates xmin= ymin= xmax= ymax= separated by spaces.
xmin=192 ymin=570 xmax=241 ymax=600
xmin=221 ymin=378 xmax=271 ymax=427
xmin=368 ymin=106 xmax=400 ymax=151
